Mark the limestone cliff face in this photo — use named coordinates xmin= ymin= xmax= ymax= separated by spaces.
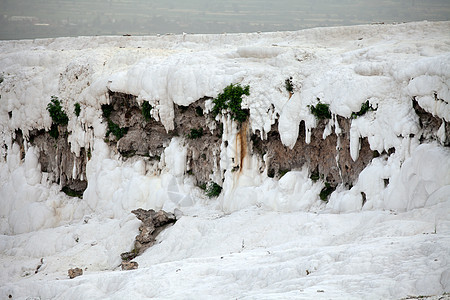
xmin=14 ymin=91 xmax=448 ymax=199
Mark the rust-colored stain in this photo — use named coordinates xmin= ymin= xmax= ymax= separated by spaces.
xmin=236 ymin=121 xmax=248 ymax=172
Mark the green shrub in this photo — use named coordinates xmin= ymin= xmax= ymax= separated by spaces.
xmin=49 ymin=123 xmax=59 ymax=139
xmin=351 ymin=100 xmax=375 ymax=119
xmin=47 ymin=96 xmax=69 ymax=125
xmin=320 ymin=182 xmax=335 ymax=202
xmin=74 ymin=102 xmax=81 ymax=117
xmin=142 ymin=101 xmax=152 ymax=121
xmin=206 ymin=181 xmax=222 ymax=198
xmin=187 ymin=127 xmax=204 ymax=139
xmin=212 ymin=83 xmax=250 ymax=123
xmin=310 ymin=170 xmax=320 ymax=182
xmin=285 ymin=78 xmax=293 ymax=93
xmin=101 ymin=104 xmax=114 ymax=118
xmin=106 ymin=120 xmax=128 ymax=140
xmin=309 ymin=100 xmax=331 ymax=120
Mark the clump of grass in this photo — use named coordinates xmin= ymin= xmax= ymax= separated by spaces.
xmin=74 ymin=102 xmax=81 ymax=117
xmin=48 ymin=124 xmax=59 ymax=139
xmin=187 ymin=127 xmax=204 ymax=139
xmin=47 ymin=96 xmax=69 ymax=125
xmin=320 ymin=182 xmax=336 ymax=202
xmin=309 ymin=99 xmax=331 ymax=120
xmin=206 ymin=181 xmax=222 ymax=198
xmin=351 ymin=100 xmax=375 ymax=119
xmin=141 ymin=101 xmax=152 ymax=121
xmin=285 ymin=77 xmax=293 ymax=93
xmin=106 ymin=120 xmax=128 ymax=140
xmin=212 ymin=83 xmax=250 ymax=123
xmin=101 ymin=104 xmax=114 ymax=118
xmin=310 ymin=170 xmax=320 ymax=182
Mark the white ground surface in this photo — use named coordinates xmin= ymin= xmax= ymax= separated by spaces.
xmin=0 ymin=21 xmax=449 ymax=299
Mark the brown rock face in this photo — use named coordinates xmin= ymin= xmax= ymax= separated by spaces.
xmin=12 ymin=92 xmax=446 ymax=203
xmin=14 ymin=128 xmax=88 ymax=196
xmin=120 ymin=209 xmax=177 ymax=261
xmin=252 ymin=117 xmax=374 ymax=188
xmin=68 ymin=267 xmax=83 ymax=279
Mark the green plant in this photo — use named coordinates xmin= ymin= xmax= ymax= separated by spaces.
xmin=351 ymin=100 xmax=375 ymax=119
xmin=285 ymin=78 xmax=293 ymax=93
xmin=74 ymin=102 xmax=81 ymax=117
xmin=212 ymin=83 xmax=250 ymax=123
xmin=309 ymin=100 xmax=331 ymax=120
xmin=49 ymin=124 xmax=59 ymax=139
xmin=320 ymin=182 xmax=336 ymax=201
xmin=142 ymin=101 xmax=152 ymax=121
xmin=87 ymin=148 xmax=92 ymax=160
xmin=310 ymin=170 xmax=320 ymax=182
xmin=206 ymin=181 xmax=222 ymax=198
xmin=198 ymin=182 xmax=207 ymax=191
xmin=187 ymin=127 xmax=204 ymax=139
xmin=101 ymin=104 xmax=114 ymax=118
xmin=47 ymin=96 xmax=69 ymax=125
xmin=106 ymin=120 xmax=128 ymax=140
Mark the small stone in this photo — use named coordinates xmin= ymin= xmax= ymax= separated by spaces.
xmin=68 ymin=267 xmax=83 ymax=279
xmin=121 ymin=261 xmax=138 ymax=270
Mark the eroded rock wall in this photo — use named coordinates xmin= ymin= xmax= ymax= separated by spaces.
xmin=12 ymin=91 xmax=448 ymax=199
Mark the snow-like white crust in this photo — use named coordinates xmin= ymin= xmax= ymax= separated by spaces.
xmin=0 ymin=22 xmax=449 ymax=300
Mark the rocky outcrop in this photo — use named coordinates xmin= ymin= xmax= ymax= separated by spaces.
xmin=12 ymin=90 xmax=448 ymax=201
xmin=68 ymin=267 xmax=83 ymax=279
xmin=251 ymin=117 xmax=374 ymax=188
xmin=120 ymin=209 xmax=177 ymax=262
xmin=13 ymin=128 xmax=87 ymax=196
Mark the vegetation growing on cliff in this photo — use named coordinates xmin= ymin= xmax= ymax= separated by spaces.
xmin=106 ymin=120 xmax=128 ymax=140
xmin=206 ymin=181 xmax=222 ymax=198
xmin=74 ymin=102 xmax=81 ymax=117
xmin=309 ymin=99 xmax=331 ymax=120
xmin=47 ymin=96 xmax=69 ymax=126
xmin=351 ymin=100 xmax=375 ymax=119
xmin=187 ymin=127 xmax=204 ymax=139
xmin=212 ymin=83 xmax=250 ymax=123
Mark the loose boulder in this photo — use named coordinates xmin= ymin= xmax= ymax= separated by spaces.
xmin=68 ymin=267 xmax=83 ymax=279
